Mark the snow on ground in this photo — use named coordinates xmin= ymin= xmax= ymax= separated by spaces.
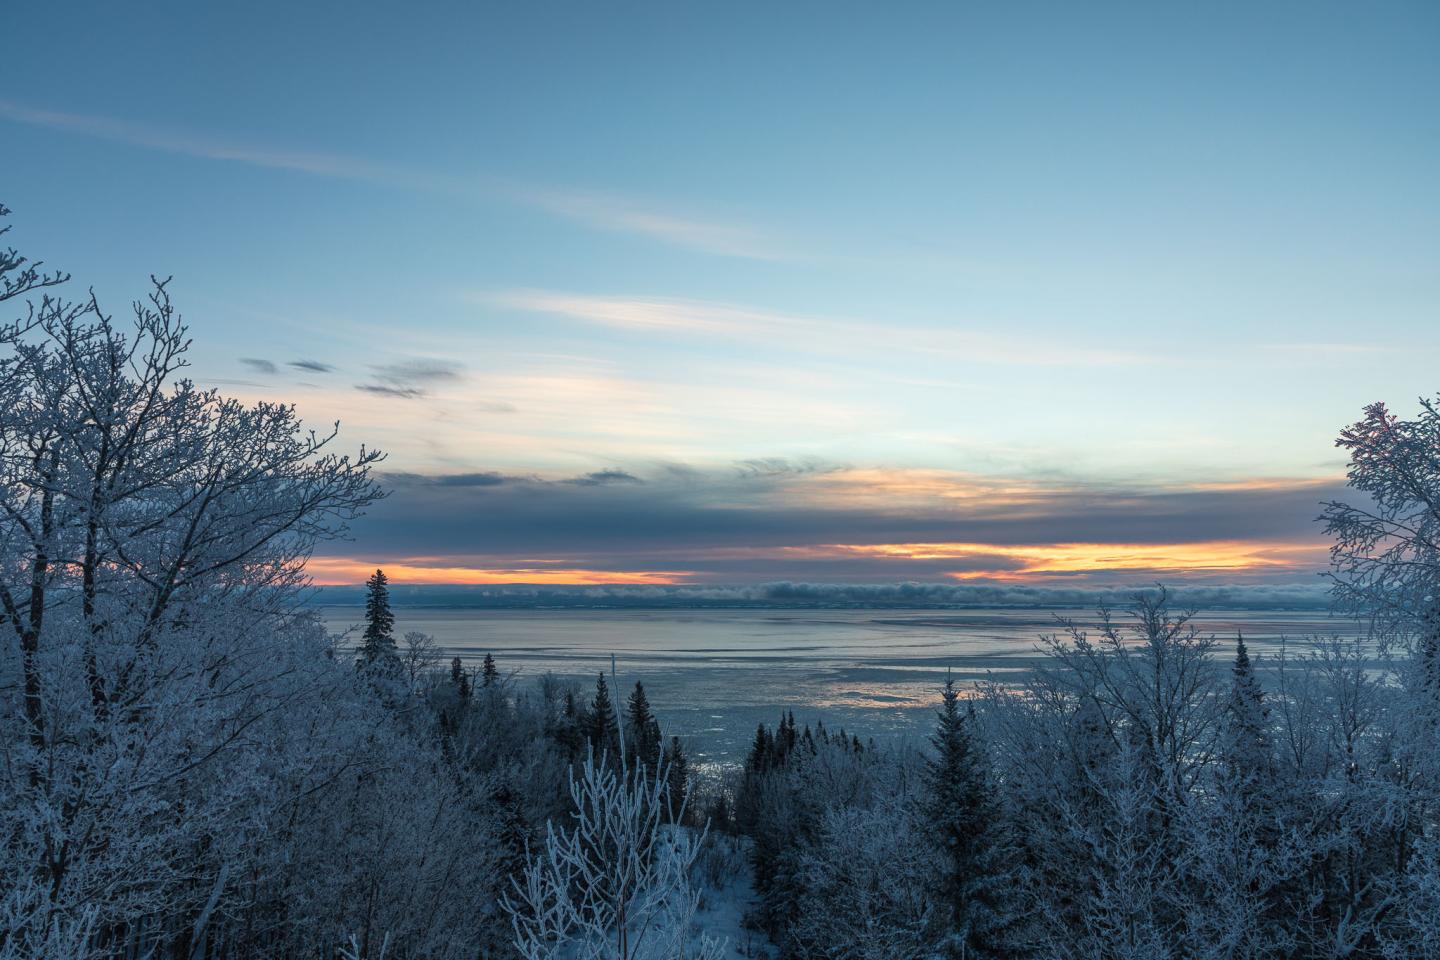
xmin=691 ymin=835 xmax=776 ymax=959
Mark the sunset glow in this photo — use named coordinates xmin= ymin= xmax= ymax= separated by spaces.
xmin=8 ymin=4 xmax=1429 ymax=596
xmin=305 ymin=558 xmax=693 ymax=586
xmin=831 ymin=540 xmax=1327 ymax=580
xmin=308 ymin=536 xmax=1330 ymax=586
xmin=5 ymin=5 xmax=1437 ymax=954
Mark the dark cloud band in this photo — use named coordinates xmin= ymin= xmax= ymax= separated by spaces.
xmin=325 ymin=468 xmax=1344 ymax=584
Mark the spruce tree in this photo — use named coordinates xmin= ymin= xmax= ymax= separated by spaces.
xmin=735 ymin=723 xmax=771 ymax=831
xmin=779 ymin=711 xmax=798 ymax=759
xmin=1211 ymin=633 xmax=1287 ymax=938
xmin=926 ymin=674 xmax=1007 ymax=958
xmin=492 ymin=781 xmax=531 ymax=888
xmin=554 ymin=689 xmax=585 ymax=763
xmin=750 ymin=722 xmax=772 ymax=771
xmin=705 ymin=792 xmax=732 ymax=834
xmin=1220 ymin=634 xmax=1275 ymax=810
xmin=587 ymin=672 xmax=620 ymax=761
xmin=482 ymin=652 xmax=499 ymax=688
xmin=450 ymin=656 xmax=471 ymax=701
xmin=662 ymin=736 xmax=691 ymax=824
xmin=358 ymin=568 xmax=398 ymax=668
xmin=625 ymin=681 xmax=663 ymax=774
xmin=437 ymin=655 xmax=471 ymax=738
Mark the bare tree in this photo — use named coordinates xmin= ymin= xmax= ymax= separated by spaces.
xmin=401 ymin=630 xmax=443 ymax=690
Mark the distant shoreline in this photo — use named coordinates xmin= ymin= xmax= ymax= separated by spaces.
xmin=304 ymin=581 xmax=1333 ymax=612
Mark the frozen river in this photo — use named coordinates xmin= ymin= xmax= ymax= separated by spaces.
xmin=317 ymin=606 xmax=1348 ymax=767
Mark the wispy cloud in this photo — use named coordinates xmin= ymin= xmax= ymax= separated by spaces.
xmin=370 ymin=360 xmax=465 ymax=385
xmin=355 ymin=359 xmax=465 ymax=399
xmin=523 ymin=188 xmax=789 ymax=261
xmin=0 ymin=99 xmax=433 ymax=187
xmin=486 ymin=290 xmax=1151 ymax=367
xmin=239 ymin=357 xmax=277 ymax=374
xmin=289 ymin=359 xmax=335 ymax=373
xmin=357 ymin=384 xmax=427 ymax=399
xmin=0 ymin=99 xmax=780 ymax=260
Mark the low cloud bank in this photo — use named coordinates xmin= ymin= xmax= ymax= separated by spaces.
xmin=310 ymin=579 xmax=1333 ymax=610
xmin=345 ymin=467 xmax=1346 ymax=559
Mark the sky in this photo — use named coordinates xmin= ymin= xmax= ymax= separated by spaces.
xmin=3 ymin=1 xmax=1437 ymax=589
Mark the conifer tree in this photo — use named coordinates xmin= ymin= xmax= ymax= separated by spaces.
xmin=662 ymin=736 xmax=691 ymax=824
xmin=450 ymin=656 xmax=471 ymax=701
xmin=358 ymin=568 xmax=398 ymax=668
xmin=493 ymin=781 xmax=531 ymax=888
xmin=482 ymin=652 xmax=499 ymax=688
xmin=1201 ymin=634 xmax=1288 ymax=949
xmin=779 ymin=710 xmax=798 ymax=759
xmin=1220 ymin=635 xmax=1275 ymax=812
xmin=926 ymin=675 xmax=1008 ymax=958
xmin=587 ymin=672 xmax=620 ymax=761
xmin=706 ymin=792 xmax=733 ymax=834
xmin=735 ymin=723 xmax=772 ymax=831
xmin=436 ymin=655 xmax=472 ymax=739
xmin=626 ymin=681 xmax=663 ymax=774
xmin=554 ymin=689 xmax=586 ymax=763
xmin=752 ymin=722 xmax=773 ymax=770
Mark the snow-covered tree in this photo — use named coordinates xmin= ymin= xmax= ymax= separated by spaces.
xmin=400 ymin=629 xmax=443 ymax=690
xmin=504 ymin=749 xmax=724 ymax=960
xmin=0 ymin=880 xmax=97 ymax=960
xmin=789 ymin=803 xmax=940 ymax=960
xmin=1217 ymin=635 xmax=1276 ymax=812
xmin=0 ymin=204 xmax=518 ymax=960
xmin=1321 ymin=397 xmax=1440 ymax=631
xmin=924 ymin=675 xmax=1012 ymax=958
xmin=0 ymin=204 xmax=391 ymax=952
xmin=977 ymin=592 xmax=1227 ymax=958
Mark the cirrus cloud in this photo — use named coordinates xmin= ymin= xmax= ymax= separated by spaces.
xmin=483 ymin=290 xmax=1151 ymax=367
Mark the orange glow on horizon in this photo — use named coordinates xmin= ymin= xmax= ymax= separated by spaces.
xmin=306 ymin=557 xmax=693 ymax=586
xmin=1185 ymin=476 xmax=1343 ymax=492
xmin=308 ymin=537 xmax=1328 ymax=586
xmin=827 ymin=539 xmax=1327 ymax=580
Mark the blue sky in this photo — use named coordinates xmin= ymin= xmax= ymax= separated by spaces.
xmin=3 ymin=1 xmax=1437 ymax=585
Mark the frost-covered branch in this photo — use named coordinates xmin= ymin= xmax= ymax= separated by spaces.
xmin=505 ymin=749 xmax=724 ymax=960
